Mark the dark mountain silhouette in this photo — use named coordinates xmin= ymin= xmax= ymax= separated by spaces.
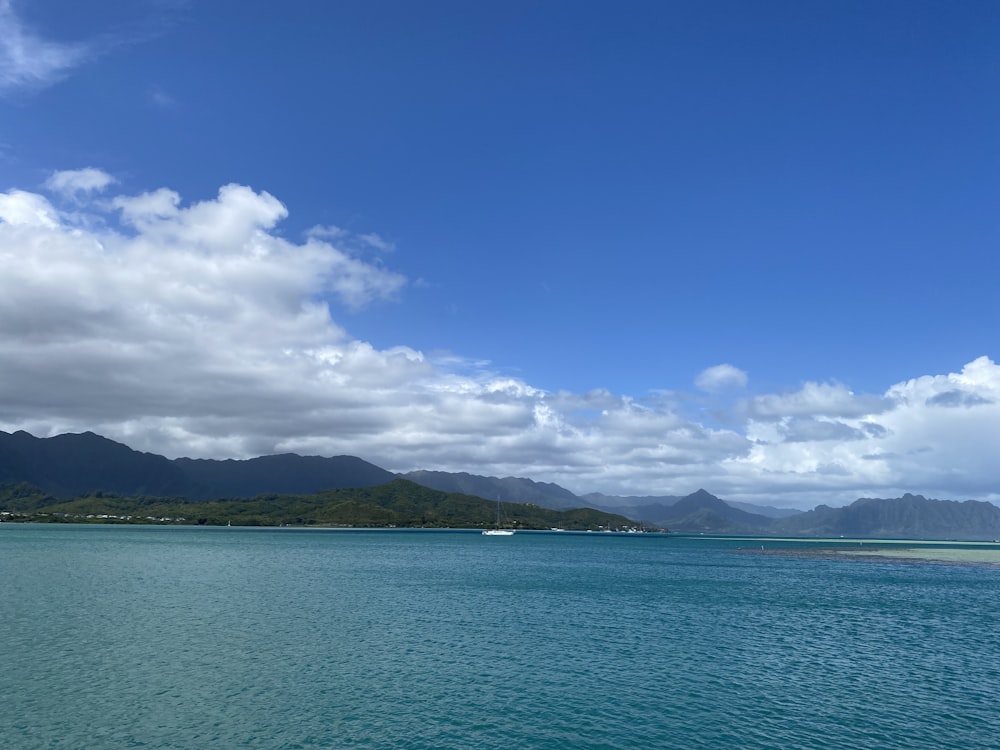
xmin=773 ymin=494 xmax=1000 ymax=540
xmin=176 ymin=454 xmax=395 ymax=499
xmin=402 ymin=470 xmax=581 ymax=510
xmin=0 ymin=431 xmax=394 ymax=500
xmin=580 ymin=489 xmax=778 ymax=532
xmin=648 ymin=491 xmax=1000 ymax=540
xmin=0 ymin=430 xmax=202 ymax=499
xmin=649 ymin=489 xmax=775 ymax=533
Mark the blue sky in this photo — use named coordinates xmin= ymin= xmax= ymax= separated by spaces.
xmin=1 ymin=0 xmax=998 ymax=508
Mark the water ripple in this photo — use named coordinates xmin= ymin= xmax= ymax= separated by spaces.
xmin=2 ymin=527 xmax=999 ymax=749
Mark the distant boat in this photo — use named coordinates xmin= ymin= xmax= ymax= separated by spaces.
xmin=483 ymin=498 xmax=515 ymax=536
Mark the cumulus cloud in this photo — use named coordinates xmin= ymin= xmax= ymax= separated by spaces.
xmin=2 ymin=171 xmax=1000 ymax=509
xmin=0 ymin=177 xmax=413 ymax=447
xmin=0 ymin=0 xmax=91 ymax=94
xmin=748 ymin=381 xmax=889 ymax=419
xmin=44 ymin=168 xmax=116 ymax=199
xmin=695 ymin=363 xmax=747 ymax=392
xmin=735 ymin=357 xmax=1000 ymax=506
xmin=0 ymin=173 xmax=753 ymax=496
xmin=0 ymin=189 xmax=59 ymax=226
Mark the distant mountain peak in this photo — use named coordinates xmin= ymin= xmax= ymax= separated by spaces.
xmin=688 ymin=489 xmax=718 ymax=501
xmin=676 ymin=489 xmax=725 ymax=510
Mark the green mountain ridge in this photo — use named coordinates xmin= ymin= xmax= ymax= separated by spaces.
xmin=1 ymin=431 xmax=998 ymax=539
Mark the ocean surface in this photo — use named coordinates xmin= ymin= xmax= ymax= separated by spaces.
xmin=3 ymin=525 xmax=999 ymax=750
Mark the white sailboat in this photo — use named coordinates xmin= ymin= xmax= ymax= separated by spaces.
xmin=482 ymin=498 xmax=515 ymax=536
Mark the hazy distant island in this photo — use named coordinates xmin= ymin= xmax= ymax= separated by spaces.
xmin=2 ymin=430 xmax=1000 ymax=540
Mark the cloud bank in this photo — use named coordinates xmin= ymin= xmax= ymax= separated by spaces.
xmin=1 ymin=171 xmax=998 ymax=509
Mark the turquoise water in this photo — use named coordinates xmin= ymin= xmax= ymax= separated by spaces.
xmin=2 ymin=526 xmax=999 ymax=749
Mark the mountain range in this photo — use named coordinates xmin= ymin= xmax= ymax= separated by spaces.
xmin=2 ymin=430 xmax=999 ymax=540
xmin=0 ymin=430 xmax=395 ymax=500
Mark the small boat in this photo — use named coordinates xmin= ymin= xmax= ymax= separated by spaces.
xmin=483 ymin=498 xmax=515 ymax=536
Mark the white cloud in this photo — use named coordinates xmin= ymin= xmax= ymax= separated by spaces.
xmin=0 ymin=174 xmax=749 ymax=498
xmin=748 ymin=381 xmax=889 ymax=419
xmin=2 ymin=171 xmax=1000 ymax=509
xmin=0 ymin=188 xmax=59 ymax=227
xmin=0 ymin=0 xmax=91 ymax=94
xmin=695 ymin=363 xmax=747 ymax=392
xmin=44 ymin=168 xmax=116 ymax=199
xmin=112 ymin=188 xmax=182 ymax=225
xmin=733 ymin=358 xmax=1000 ymax=506
xmin=886 ymin=356 xmax=1000 ymax=407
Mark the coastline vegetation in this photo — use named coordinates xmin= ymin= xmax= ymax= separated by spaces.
xmin=0 ymin=478 xmax=649 ymax=531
